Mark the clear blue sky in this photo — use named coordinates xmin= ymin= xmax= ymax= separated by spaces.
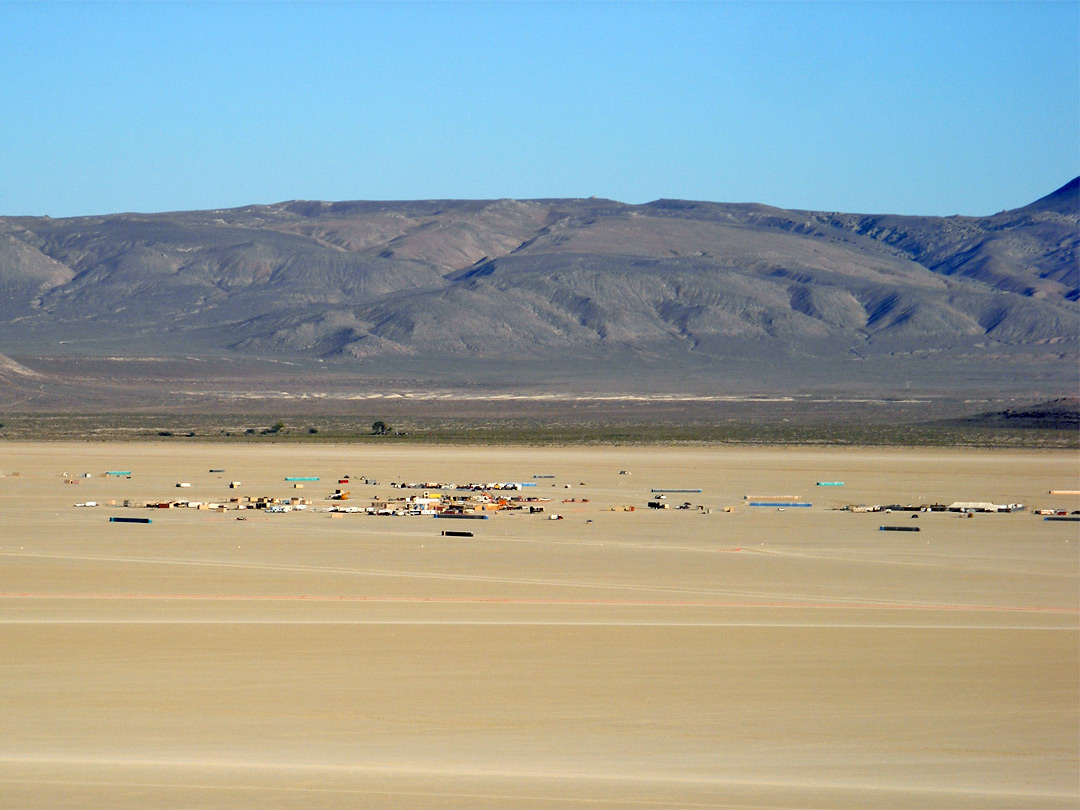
xmin=1 ymin=1 xmax=1076 ymax=218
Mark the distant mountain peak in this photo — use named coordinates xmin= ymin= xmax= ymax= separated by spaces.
xmin=1020 ymin=177 xmax=1080 ymax=215
xmin=0 ymin=182 xmax=1075 ymax=397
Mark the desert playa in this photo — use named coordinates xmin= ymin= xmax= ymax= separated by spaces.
xmin=1 ymin=442 xmax=1077 ymax=809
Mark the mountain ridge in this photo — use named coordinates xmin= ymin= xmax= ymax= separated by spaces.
xmin=0 ymin=180 xmax=1076 ymax=406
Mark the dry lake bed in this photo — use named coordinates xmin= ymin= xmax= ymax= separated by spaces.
xmin=0 ymin=442 xmax=1077 ymax=809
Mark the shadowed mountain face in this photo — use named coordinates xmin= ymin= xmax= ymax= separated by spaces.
xmin=0 ymin=180 xmax=1076 ymax=403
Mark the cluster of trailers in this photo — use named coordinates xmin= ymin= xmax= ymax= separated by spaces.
xmin=325 ymin=490 xmax=549 ymax=516
xmin=841 ymin=501 xmax=1026 ymax=514
xmin=67 ymin=469 xmax=1078 ymax=525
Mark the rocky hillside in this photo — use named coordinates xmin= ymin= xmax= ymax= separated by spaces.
xmin=0 ymin=179 xmax=1075 ymax=396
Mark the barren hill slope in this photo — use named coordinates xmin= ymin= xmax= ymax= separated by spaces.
xmin=0 ymin=181 xmax=1075 ymax=403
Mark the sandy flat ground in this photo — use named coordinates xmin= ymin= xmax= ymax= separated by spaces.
xmin=0 ymin=442 xmax=1076 ymax=809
